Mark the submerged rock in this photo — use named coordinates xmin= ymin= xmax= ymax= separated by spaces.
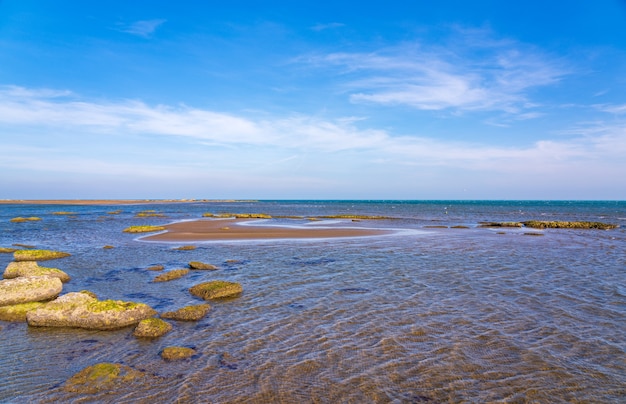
xmin=0 ymin=301 xmax=46 ymax=322
xmin=13 ymin=249 xmax=71 ymax=262
xmin=4 ymin=261 xmax=71 ymax=283
xmin=122 ymin=225 xmax=165 ymax=233
xmin=0 ymin=276 xmax=63 ymax=306
xmin=0 ymin=247 xmax=17 ymax=253
xmin=153 ymin=269 xmax=189 ymax=282
xmin=188 ymin=261 xmax=218 ymax=270
xmin=27 ymin=292 xmax=157 ymax=330
xmin=63 ymin=362 xmax=145 ymax=394
xmin=173 ymin=245 xmax=196 ymax=251
xmin=522 ymin=220 xmax=618 ymax=230
xmin=133 ymin=318 xmax=172 ymax=338
xmin=161 ymin=304 xmax=211 ymax=321
xmin=146 ymin=265 xmax=165 ymax=271
xmin=189 ymin=281 xmax=242 ymax=300
xmin=160 ymin=346 xmax=196 ymax=361
xmin=10 ymin=217 xmax=42 ymax=223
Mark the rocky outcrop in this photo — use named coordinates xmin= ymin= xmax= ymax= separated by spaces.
xmin=133 ymin=318 xmax=172 ymax=338
xmin=189 ymin=261 xmax=218 ymax=270
xmin=161 ymin=304 xmax=211 ymax=321
xmin=13 ymin=249 xmax=71 ymax=262
xmin=0 ymin=301 xmax=45 ymax=322
xmin=63 ymin=363 xmax=146 ymax=394
xmin=4 ymin=261 xmax=71 ymax=283
xmin=522 ymin=220 xmax=618 ymax=230
xmin=189 ymin=281 xmax=242 ymax=300
xmin=122 ymin=225 xmax=165 ymax=233
xmin=0 ymin=276 xmax=63 ymax=306
xmin=153 ymin=269 xmax=189 ymax=282
xmin=160 ymin=346 xmax=196 ymax=361
xmin=27 ymin=292 xmax=157 ymax=330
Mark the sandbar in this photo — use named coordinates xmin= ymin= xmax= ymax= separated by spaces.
xmin=142 ymin=219 xmax=390 ymax=241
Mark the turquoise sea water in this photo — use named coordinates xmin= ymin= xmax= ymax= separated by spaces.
xmin=0 ymin=200 xmax=624 ymax=403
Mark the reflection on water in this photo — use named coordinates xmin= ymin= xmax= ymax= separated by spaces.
xmin=0 ymin=201 xmax=624 ymax=403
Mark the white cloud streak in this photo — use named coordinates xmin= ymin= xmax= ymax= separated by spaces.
xmin=117 ymin=19 xmax=166 ymax=38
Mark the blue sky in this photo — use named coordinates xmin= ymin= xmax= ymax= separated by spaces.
xmin=1 ymin=1 xmax=625 ymax=199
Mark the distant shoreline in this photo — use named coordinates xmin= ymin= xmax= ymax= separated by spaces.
xmin=0 ymin=199 xmax=256 ymax=205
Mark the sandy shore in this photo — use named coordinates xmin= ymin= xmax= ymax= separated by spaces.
xmin=0 ymin=199 xmax=253 ymax=205
xmin=142 ymin=219 xmax=391 ymax=241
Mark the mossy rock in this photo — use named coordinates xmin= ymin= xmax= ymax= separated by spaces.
xmin=173 ymin=245 xmax=196 ymax=251
xmin=103 ymin=245 xmax=115 ymax=249
xmin=146 ymin=265 xmax=165 ymax=271
xmin=189 ymin=281 xmax=242 ymax=300
xmin=0 ymin=276 xmax=63 ymax=306
xmin=27 ymin=292 xmax=157 ymax=330
xmin=451 ymin=225 xmax=470 ymax=229
xmin=133 ymin=318 xmax=172 ymax=338
xmin=63 ymin=363 xmax=145 ymax=394
xmin=107 ymin=210 xmax=122 ymax=215
xmin=123 ymin=225 xmax=166 ymax=233
xmin=52 ymin=211 xmax=76 ymax=215
xmin=424 ymin=225 xmax=448 ymax=228
xmin=12 ymin=243 xmax=36 ymax=249
xmin=0 ymin=247 xmax=17 ymax=253
xmin=135 ymin=212 xmax=166 ymax=218
xmin=522 ymin=220 xmax=618 ymax=230
xmin=161 ymin=304 xmax=211 ymax=321
xmin=189 ymin=261 xmax=218 ymax=270
xmin=13 ymin=249 xmax=71 ymax=262
xmin=10 ymin=217 xmax=42 ymax=223
xmin=478 ymin=222 xmax=523 ymax=228
xmin=153 ymin=269 xmax=190 ymax=282
xmin=0 ymin=301 xmax=46 ymax=322
xmin=160 ymin=346 xmax=196 ymax=361
xmin=79 ymin=290 xmax=98 ymax=299
xmin=4 ymin=261 xmax=71 ymax=283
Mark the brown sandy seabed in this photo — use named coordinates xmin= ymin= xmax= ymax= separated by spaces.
xmin=142 ymin=219 xmax=392 ymax=241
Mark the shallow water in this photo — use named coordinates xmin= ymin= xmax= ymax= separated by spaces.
xmin=0 ymin=201 xmax=625 ymax=403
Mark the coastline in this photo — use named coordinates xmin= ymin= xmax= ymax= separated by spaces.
xmin=141 ymin=218 xmax=391 ymax=241
xmin=0 ymin=199 xmax=255 ymax=205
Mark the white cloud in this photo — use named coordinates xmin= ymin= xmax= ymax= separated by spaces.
xmin=299 ymin=30 xmax=567 ymax=116
xmin=117 ymin=19 xmax=166 ymax=38
xmin=311 ymin=22 xmax=345 ymax=31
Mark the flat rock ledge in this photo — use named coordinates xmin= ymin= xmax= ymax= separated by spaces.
xmin=153 ymin=268 xmax=189 ymax=282
xmin=161 ymin=346 xmax=196 ymax=361
xmin=0 ymin=276 xmax=63 ymax=306
xmin=13 ymin=249 xmax=71 ymax=262
xmin=27 ymin=292 xmax=157 ymax=330
xmin=189 ymin=261 xmax=218 ymax=270
xmin=189 ymin=281 xmax=242 ymax=300
xmin=133 ymin=318 xmax=172 ymax=338
xmin=63 ymin=363 xmax=146 ymax=394
xmin=161 ymin=304 xmax=211 ymax=321
xmin=4 ymin=261 xmax=71 ymax=283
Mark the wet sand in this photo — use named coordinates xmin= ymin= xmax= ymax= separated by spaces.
xmin=142 ymin=219 xmax=390 ymax=241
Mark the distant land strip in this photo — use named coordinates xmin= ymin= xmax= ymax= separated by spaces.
xmin=0 ymin=199 xmax=257 ymax=205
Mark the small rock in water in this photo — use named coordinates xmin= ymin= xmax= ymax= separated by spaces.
xmin=188 ymin=261 xmax=218 ymax=270
xmin=189 ymin=281 xmax=242 ymax=300
xmin=161 ymin=346 xmax=196 ymax=361
xmin=161 ymin=304 xmax=211 ymax=321
xmin=133 ymin=318 xmax=172 ymax=338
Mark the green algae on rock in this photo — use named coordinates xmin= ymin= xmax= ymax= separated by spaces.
xmin=161 ymin=303 xmax=211 ymax=321
xmin=133 ymin=318 xmax=172 ymax=338
xmin=522 ymin=220 xmax=618 ymax=230
xmin=0 ymin=247 xmax=18 ymax=253
xmin=63 ymin=363 xmax=145 ymax=394
xmin=153 ymin=269 xmax=189 ymax=282
xmin=0 ymin=276 xmax=63 ymax=306
xmin=27 ymin=292 xmax=157 ymax=330
xmin=123 ymin=225 xmax=166 ymax=233
xmin=4 ymin=261 xmax=71 ymax=283
xmin=10 ymin=217 xmax=42 ymax=223
xmin=160 ymin=346 xmax=196 ymax=361
xmin=0 ymin=301 xmax=46 ymax=322
xmin=189 ymin=261 xmax=218 ymax=270
xmin=13 ymin=249 xmax=71 ymax=262
xmin=189 ymin=280 xmax=242 ymax=300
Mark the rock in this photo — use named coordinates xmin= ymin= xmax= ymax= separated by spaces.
xmin=10 ymin=217 xmax=42 ymax=223
xmin=161 ymin=304 xmax=211 ymax=321
xmin=133 ymin=318 xmax=172 ymax=338
xmin=160 ymin=346 xmax=196 ymax=361
xmin=522 ymin=220 xmax=618 ymax=230
xmin=63 ymin=363 xmax=145 ymax=394
xmin=478 ymin=222 xmax=523 ymax=228
xmin=103 ymin=245 xmax=115 ymax=249
xmin=146 ymin=265 xmax=165 ymax=271
xmin=0 ymin=276 xmax=63 ymax=306
xmin=0 ymin=247 xmax=17 ymax=253
xmin=123 ymin=225 xmax=165 ymax=233
xmin=173 ymin=245 xmax=196 ymax=250
xmin=189 ymin=261 xmax=218 ymax=270
xmin=189 ymin=281 xmax=242 ymax=300
xmin=13 ymin=249 xmax=71 ymax=262
xmin=4 ymin=261 xmax=71 ymax=283
xmin=0 ymin=301 xmax=46 ymax=322
xmin=27 ymin=292 xmax=157 ymax=330
xmin=153 ymin=269 xmax=189 ymax=282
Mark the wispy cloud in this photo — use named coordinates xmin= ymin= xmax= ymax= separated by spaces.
xmin=117 ymin=19 xmax=166 ymax=38
xmin=298 ymin=28 xmax=567 ymax=116
xmin=310 ymin=22 xmax=345 ymax=31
